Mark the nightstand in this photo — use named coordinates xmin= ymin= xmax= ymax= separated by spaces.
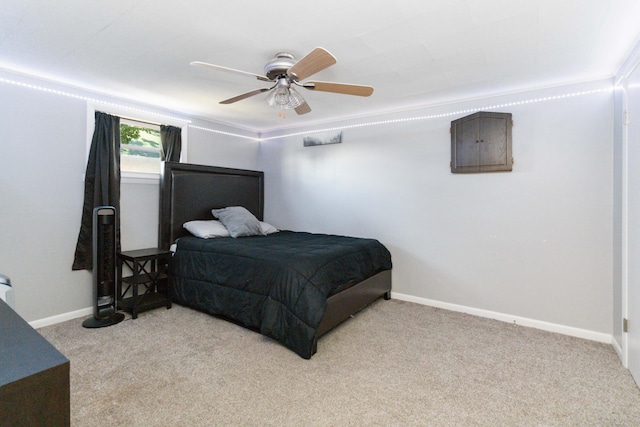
xmin=117 ymin=248 xmax=172 ymax=319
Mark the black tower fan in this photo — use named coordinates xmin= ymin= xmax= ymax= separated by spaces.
xmin=82 ymin=206 xmax=125 ymax=328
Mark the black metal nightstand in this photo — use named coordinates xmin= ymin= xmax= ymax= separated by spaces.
xmin=117 ymin=248 xmax=172 ymax=319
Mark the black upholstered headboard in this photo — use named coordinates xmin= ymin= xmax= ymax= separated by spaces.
xmin=158 ymin=162 xmax=264 ymax=249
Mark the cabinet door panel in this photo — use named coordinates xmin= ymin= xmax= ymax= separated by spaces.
xmin=480 ymin=116 xmax=508 ymax=167
xmin=454 ymin=118 xmax=479 ymax=168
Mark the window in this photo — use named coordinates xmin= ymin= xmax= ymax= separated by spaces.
xmin=86 ymin=105 xmax=187 ymax=183
xmin=120 ymin=119 xmax=162 ymax=174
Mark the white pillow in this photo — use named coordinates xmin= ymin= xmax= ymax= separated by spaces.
xmin=183 ymin=220 xmax=230 ymax=239
xmin=211 ymin=206 xmax=265 ymax=238
xmin=260 ymin=221 xmax=279 ymax=235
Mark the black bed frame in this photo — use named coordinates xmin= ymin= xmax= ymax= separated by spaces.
xmin=158 ymin=162 xmax=391 ymax=354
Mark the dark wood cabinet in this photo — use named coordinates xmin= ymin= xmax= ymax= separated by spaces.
xmin=117 ymin=248 xmax=172 ymax=319
xmin=451 ymin=111 xmax=513 ymax=173
xmin=0 ymin=299 xmax=70 ymax=426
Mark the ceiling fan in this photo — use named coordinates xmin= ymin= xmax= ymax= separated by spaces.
xmin=191 ymin=47 xmax=374 ymax=116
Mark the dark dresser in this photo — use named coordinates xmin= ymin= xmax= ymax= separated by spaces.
xmin=0 ymin=299 xmax=70 ymax=426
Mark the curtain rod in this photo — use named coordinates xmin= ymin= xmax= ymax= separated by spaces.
xmin=98 ymin=111 xmax=164 ymax=127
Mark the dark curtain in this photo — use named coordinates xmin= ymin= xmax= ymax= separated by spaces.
xmin=161 ymin=125 xmax=182 ymax=162
xmin=72 ymin=112 xmax=121 ymax=271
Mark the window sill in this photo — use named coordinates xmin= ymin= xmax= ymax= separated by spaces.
xmin=121 ymin=172 xmax=160 ymax=185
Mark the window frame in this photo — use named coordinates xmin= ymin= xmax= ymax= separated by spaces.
xmin=86 ymin=103 xmax=188 ymax=185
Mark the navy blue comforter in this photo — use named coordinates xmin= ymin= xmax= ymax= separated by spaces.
xmin=170 ymin=231 xmax=392 ymax=358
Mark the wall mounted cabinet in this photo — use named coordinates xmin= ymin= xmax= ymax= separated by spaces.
xmin=451 ymin=111 xmax=513 ymax=173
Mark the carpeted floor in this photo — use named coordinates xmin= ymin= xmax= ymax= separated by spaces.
xmin=38 ymin=299 xmax=640 ymax=426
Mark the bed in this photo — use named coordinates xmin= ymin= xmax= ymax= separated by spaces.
xmin=158 ymin=162 xmax=392 ymax=358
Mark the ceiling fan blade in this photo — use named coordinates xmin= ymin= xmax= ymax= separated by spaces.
xmin=191 ymin=61 xmax=271 ymax=82
xmin=219 ymin=88 xmax=270 ymax=104
xmin=287 ymin=48 xmax=336 ymax=81
xmin=304 ymin=81 xmax=374 ymax=97
xmin=295 ymin=102 xmax=311 ymax=115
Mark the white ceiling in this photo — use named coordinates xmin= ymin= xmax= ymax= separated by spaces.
xmin=1 ymin=0 xmax=640 ymax=133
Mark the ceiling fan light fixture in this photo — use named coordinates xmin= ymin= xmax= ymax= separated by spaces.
xmin=266 ymin=78 xmax=304 ymax=110
xmin=287 ymin=86 xmax=304 ymax=108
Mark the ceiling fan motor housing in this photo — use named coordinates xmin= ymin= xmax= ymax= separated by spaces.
xmin=264 ymin=52 xmax=296 ymax=80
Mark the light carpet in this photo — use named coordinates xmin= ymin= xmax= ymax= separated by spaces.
xmin=38 ymin=299 xmax=640 ymax=426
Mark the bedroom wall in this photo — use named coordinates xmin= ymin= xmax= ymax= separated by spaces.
xmin=259 ymin=79 xmax=614 ymax=337
xmin=0 ymin=66 xmax=615 ymax=340
xmin=0 ymin=69 xmax=259 ymax=322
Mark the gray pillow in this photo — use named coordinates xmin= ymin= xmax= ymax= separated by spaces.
xmin=211 ymin=206 xmax=265 ymax=238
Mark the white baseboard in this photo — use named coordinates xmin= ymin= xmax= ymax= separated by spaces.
xmin=391 ymin=292 xmax=613 ymax=345
xmin=612 ymin=336 xmax=625 ymax=363
xmin=30 ymin=294 xmax=614 ymax=347
xmin=30 ymin=307 xmax=93 ymax=329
